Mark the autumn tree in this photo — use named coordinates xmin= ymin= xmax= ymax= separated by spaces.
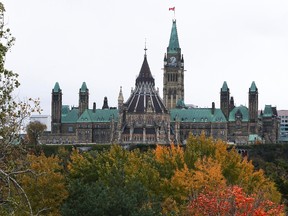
xmin=184 ymin=133 xmax=282 ymax=203
xmin=62 ymin=135 xmax=284 ymax=215
xmin=0 ymin=2 xmax=41 ymax=215
xmin=19 ymin=153 xmax=68 ymax=216
xmin=186 ymin=185 xmax=284 ymax=216
xmin=25 ymin=120 xmax=47 ymax=146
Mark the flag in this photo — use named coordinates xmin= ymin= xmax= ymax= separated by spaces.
xmin=169 ymin=7 xmax=175 ymax=11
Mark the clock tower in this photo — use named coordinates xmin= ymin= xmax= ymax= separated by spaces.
xmin=163 ymin=19 xmax=184 ymax=109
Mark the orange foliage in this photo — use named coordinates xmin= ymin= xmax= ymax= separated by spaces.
xmin=187 ymin=185 xmax=284 ymax=216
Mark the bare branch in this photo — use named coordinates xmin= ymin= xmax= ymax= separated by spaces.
xmin=0 ymin=168 xmax=33 ymax=216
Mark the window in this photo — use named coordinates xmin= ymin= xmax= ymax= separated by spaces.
xmin=68 ymin=127 xmax=73 ymax=132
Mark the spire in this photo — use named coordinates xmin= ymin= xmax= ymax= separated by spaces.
xmin=118 ymin=86 xmax=124 ymax=102
xmin=144 ymin=39 xmax=147 ymax=57
xmin=135 ymin=48 xmax=154 ymax=86
xmin=249 ymin=81 xmax=257 ymax=92
xmin=168 ymin=19 xmax=180 ymax=53
xmin=80 ymin=82 xmax=88 ymax=92
xmin=221 ymin=81 xmax=229 ymax=92
xmin=53 ymin=82 xmax=61 ymax=92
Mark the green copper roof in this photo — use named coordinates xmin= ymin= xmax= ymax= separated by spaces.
xmin=248 ymin=134 xmax=262 ymax=142
xmin=249 ymin=81 xmax=257 ymax=92
xmin=61 ymin=106 xmax=118 ymax=123
xmin=62 ymin=106 xmax=79 ymax=123
xmin=170 ymin=108 xmax=226 ymax=123
xmin=168 ymin=20 xmax=180 ymax=53
xmin=77 ymin=109 xmax=118 ymax=123
xmin=176 ymin=98 xmax=187 ymax=109
xmin=53 ymin=82 xmax=61 ymax=92
xmin=263 ymin=105 xmax=273 ymax=117
xmin=221 ymin=81 xmax=228 ymax=92
xmin=228 ymin=105 xmax=249 ymax=122
xmin=80 ymin=82 xmax=88 ymax=92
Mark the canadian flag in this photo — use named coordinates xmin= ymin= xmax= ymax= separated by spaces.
xmin=169 ymin=7 xmax=175 ymax=11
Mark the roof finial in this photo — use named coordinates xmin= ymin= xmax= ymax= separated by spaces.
xmin=144 ymin=38 xmax=147 ymax=57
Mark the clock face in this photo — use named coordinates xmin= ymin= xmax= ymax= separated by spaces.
xmin=168 ymin=56 xmax=177 ymax=67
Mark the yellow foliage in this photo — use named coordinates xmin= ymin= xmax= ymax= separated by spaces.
xmin=67 ymin=148 xmax=93 ymax=178
xmin=20 ymin=152 xmax=68 ymax=216
xmin=192 ymin=157 xmax=226 ymax=194
xmin=124 ymin=150 xmax=160 ymax=193
xmin=155 ymin=143 xmax=184 ymax=165
xmin=161 ymin=197 xmax=180 ymax=216
xmin=170 ymin=164 xmax=194 ymax=202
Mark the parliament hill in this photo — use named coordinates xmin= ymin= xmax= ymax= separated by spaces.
xmin=41 ymin=19 xmax=279 ymax=145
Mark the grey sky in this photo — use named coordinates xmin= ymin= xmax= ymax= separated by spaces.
xmin=2 ymin=0 xmax=288 ymax=115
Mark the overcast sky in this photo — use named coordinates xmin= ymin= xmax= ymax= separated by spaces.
xmin=2 ymin=0 xmax=288 ymax=115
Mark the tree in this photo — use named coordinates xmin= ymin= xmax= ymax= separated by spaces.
xmin=186 ymin=185 xmax=284 ymax=216
xmin=0 ymin=2 xmax=41 ymax=215
xmin=184 ymin=133 xmax=282 ymax=203
xmin=0 ymin=1 xmax=40 ymax=146
xmin=154 ymin=143 xmax=185 ymax=179
xmin=19 ymin=153 xmax=68 ymax=216
xmin=63 ymin=146 xmax=161 ymax=216
xmin=25 ymin=121 xmax=47 ymax=146
xmin=64 ymin=136 xmax=285 ymax=215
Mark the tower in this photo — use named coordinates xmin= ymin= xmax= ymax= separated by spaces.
xmin=163 ymin=19 xmax=184 ymax=109
xmin=79 ymin=82 xmax=89 ymax=116
xmin=220 ymin=81 xmax=230 ymax=119
xmin=51 ymin=82 xmax=62 ymax=133
xmin=249 ymin=81 xmax=258 ymax=122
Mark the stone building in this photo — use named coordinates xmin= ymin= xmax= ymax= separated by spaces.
xmin=41 ymin=19 xmax=279 ymax=145
xmin=117 ymin=48 xmax=170 ymax=145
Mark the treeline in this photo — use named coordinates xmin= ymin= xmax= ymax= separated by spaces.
xmin=245 ymin=144 xmax=288 ymax=203
xmin=1 ymin=134 xmax=285 ymax=215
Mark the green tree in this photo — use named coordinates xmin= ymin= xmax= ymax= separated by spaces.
xmin=63 ymin=146 xmax=161 ymax=216
xmin=25 ymin=120 xmax=47 ymax=146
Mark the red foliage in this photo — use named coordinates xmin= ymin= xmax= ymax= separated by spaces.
xmin=187 ymin=186 xmax=284 ymax=216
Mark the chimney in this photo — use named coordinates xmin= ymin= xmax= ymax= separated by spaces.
xmin=93 ymin=102 xmax=96 ymax=113
xmin=212 ymin=102 xmax=215 ymax=115
xmin=230 ymin=96 xmax=235 ymax=111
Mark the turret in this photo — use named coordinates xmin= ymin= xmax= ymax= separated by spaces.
xmin=51 ymin=82 xmax=62 ymax=133
xmin=220 ymin=81 xmax=230 ymax=119
xmin=79 ymin=82 xmax=89 ymax=116
xmin=102 ymin=97 xmax=109 ymax=109
xmin=249 ymin=81 xmax=258 ymax=123
xmin=181 ymin=54 xmax=184 ymax=68
xmin=118 ymin=86 xmax=124 ymax=112
xmin=164 ymin=53 xmax=167 ymax=65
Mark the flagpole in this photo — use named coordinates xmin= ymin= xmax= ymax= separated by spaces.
xmin=169 ymin=7 xmax=176 ymax=20
xmin=174 ymin=8 xmax=176 ymax=19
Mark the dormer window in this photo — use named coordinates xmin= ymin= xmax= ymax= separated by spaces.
xmin=235 ymin=109 xmax=243 ymax=120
